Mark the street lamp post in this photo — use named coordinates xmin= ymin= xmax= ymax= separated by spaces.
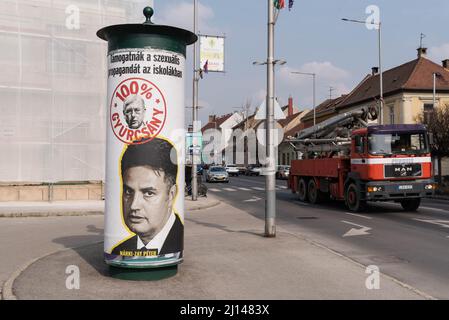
xmin=342 ymin=18 xmax=383 ymax=124
xmin=292 ymin=72 xmax=316 ymax=126
xmin=249 ymin=1 xmax=288 ymax=237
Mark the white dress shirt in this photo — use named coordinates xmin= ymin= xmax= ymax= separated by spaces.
xmin=136 ymin=212 xmax=176 ymax=253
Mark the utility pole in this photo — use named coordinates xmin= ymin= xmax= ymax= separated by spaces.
xmin=329 ymin=86 xmax=335 ymax=100
xmin=265 ymin=0 xmax=276 ymax=237
xmin=291 ymin=72 xmax=316 ymax=125
xmin=191 ymin=0 xmax=199 ymax=201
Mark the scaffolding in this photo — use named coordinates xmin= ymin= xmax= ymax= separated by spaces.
xmin=0 ymin=0 xmax=152 ymax=184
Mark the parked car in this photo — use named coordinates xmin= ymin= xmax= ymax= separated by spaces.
xmin=237 ymin=166 xmax=247 ymax=175
xmin=206 ymin=166 xmax=229 ymax=183
xmin=225 ymin=164 xmax=240 ymax=176
xmin=245 ymin=165 xmax=262 ymax=176
xmin=276 ymin=165 xmax=290 ymax=180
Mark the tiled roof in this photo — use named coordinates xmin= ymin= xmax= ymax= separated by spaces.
xmin=201 ymin=113 xmax=233 ymax=132
xmin=283 ymin=122 xmax=305 ymax=139
xmin=301 ymin=95 xmax=347 ymax=121
xmin=278 ymin=112 xmax=301 ymax=127
xmin=337 ymin=57 xmax=449 ymax=109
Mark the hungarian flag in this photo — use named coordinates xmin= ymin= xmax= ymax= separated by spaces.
xmin=274 ymin=0 xmax=285 ymax=9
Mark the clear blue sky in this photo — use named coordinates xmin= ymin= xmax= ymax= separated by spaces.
xmin=155 ymin=0 xmax=449 ymax=125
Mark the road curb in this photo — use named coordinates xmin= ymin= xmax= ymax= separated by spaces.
xmin=1 ymin=241 xmax=103 ymax=301
xmin=0 ymin=211 xmax=104 ymax=218
xmin=186 ymin=199 xmax=221 ymax=211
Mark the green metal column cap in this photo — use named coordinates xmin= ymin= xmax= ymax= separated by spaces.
xmin=97 ymin=7 xmax=197 ymax=56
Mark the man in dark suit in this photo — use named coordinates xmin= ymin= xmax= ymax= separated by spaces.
xmin=111 ymin=138 xmax=183 ymax=256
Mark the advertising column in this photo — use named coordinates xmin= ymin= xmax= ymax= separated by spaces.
xmin=97 ymin=7 xmax=197 ymax=278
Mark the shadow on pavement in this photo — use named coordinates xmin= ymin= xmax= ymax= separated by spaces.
xmin=52 ymin=224 xmax=108 ymax=277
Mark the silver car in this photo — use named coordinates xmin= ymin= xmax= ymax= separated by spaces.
xmin=276 ymin=165 xmax=290 ymax=180
xmin=206 ymin=166 xmax=229 ymax=183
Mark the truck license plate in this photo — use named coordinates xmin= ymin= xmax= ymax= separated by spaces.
xmin=398 ymin=185 xmax=413 ymax=190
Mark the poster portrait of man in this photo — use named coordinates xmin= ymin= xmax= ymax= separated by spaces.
xmin=111 ymin=137 xmax=183 ymax=257
xmin=123 ymin=94 xmax=146 ymax=129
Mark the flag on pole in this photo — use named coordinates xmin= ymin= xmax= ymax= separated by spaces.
xmin=274 ymin=0 xmax=285 ymax=9
xmin=288 ymin=0 xmax=294 ymax=11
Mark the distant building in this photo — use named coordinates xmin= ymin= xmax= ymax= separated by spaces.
xmin=201 ymin=112 xmax=244 ymax=165
xmin=224 ymin=97 xmax=308 ymax=167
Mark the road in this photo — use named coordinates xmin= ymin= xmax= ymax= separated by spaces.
xmin=205 ymin=174 xmax=449 ymax=299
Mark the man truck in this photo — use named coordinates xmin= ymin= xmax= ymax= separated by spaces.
xmin=287 ymin=107 xmax=435 ymax=212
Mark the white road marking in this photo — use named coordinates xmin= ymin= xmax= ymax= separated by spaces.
xmin=238 ymin=187 xmax=252 ymax=191
xmin=419 ymin=206 xmax=449 ymax=213
xmin=387 ymin=202 xmax=448 ymax=214
xmin=252 ymin=187 xmax=265 ymax=191
xmin=244 ymin=196 xmax=262 ymax=202
xmin=341 ymin=220 xmax=372 ymax=237
xmin=344 ymin=212 xmax=373 ymax=220
xmin=208 ymin=188 xmax=221 ymax=192
xmin=413 ymin=219 xmax=449 ymax=229
xmin=294 ymin=201 xmax=310 ymax=206
xmin=223 ymin=188 xmax=237 ymax=192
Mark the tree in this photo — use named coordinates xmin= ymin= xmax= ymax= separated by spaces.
xmin=416 ymin=104 xmax=449 ymax=184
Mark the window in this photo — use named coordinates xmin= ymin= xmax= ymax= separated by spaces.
xmin=369 ymin=133 xmax=429 ymax=155
xmin=389 ymin=105 xmax=395 ymax=124
xmin=355 ymin=135 xmax=365 ymax=154
xmin=423 ymin=103 xmax=434 ymax=124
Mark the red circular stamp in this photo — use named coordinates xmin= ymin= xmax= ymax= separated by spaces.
xmin=110 ymin=78 xmax=167 ymax=145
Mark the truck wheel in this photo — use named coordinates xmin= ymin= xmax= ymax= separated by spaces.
xmin=345 ymin=183 xmax=366 ymax=212
xmin=298 ymin=178 xmax=308 ymax=202
xmin=308 ymin=179 xmax=322 ymax=204
xmin=400 ymin=198 xmax=421 ymax=211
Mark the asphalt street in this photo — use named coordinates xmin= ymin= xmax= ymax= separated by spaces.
xmin=204 ymin=174 xmax=449 ymax=299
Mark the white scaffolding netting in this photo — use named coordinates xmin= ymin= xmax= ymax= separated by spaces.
xmin=0 ymin=0 xmax=153 ymax=183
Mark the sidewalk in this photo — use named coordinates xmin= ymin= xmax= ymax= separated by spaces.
xmin=4 ymin=195 xmax=431 ymax=300
xmin=0 ymin=196 xmax=220 ymax=218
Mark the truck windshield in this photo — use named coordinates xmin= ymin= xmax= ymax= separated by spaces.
xmin=368 ymin=133 xmax=429 ymax=155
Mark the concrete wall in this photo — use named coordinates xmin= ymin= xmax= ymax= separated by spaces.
xmin=0 ymin=182 xmax=103 ymax=202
